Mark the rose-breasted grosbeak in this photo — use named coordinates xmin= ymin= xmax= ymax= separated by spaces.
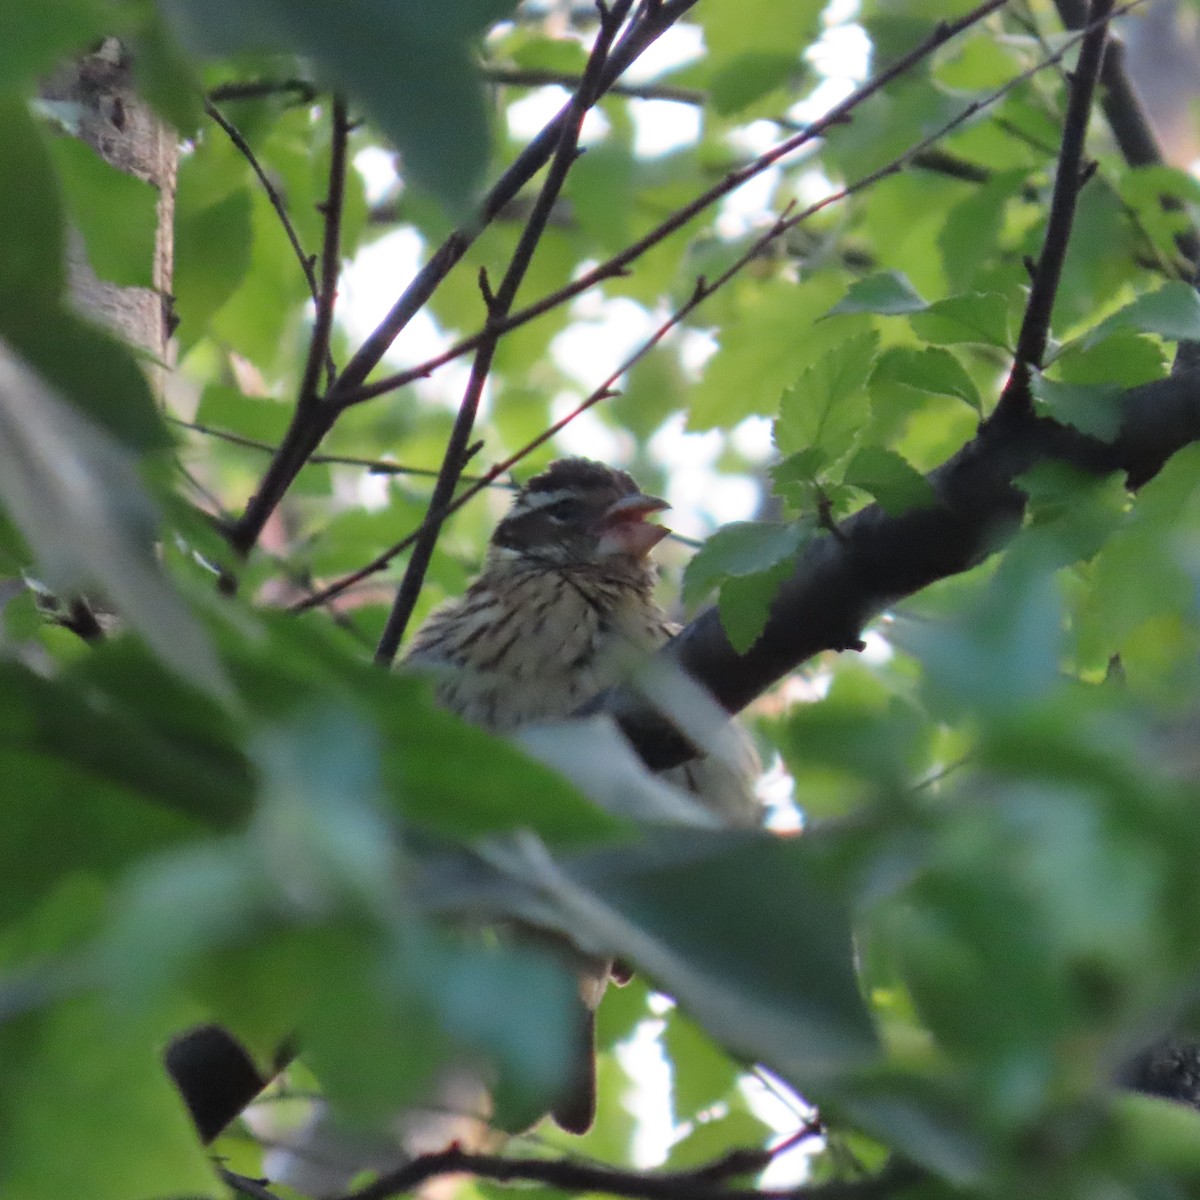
xmin=405 ymin=457 xmax=760 ymax=1131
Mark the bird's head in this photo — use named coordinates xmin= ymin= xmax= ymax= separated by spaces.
xmin=487 ymin=458 xmax=670 ymax=583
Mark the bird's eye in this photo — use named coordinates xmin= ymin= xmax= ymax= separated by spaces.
xmin=545 ymin=498 xmax=585 ymax=523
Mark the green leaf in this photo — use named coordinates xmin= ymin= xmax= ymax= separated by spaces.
xmin=0 ymin=3 xmax=102 ymax=95
xmin=909 ymin=292 xmax=1010 ymax=349
xmin=662 ymin=1008 xmax=741 ymax=1120
xmin=173 ymin=187 xmax=254 ymax=349
xmin=0 ymin=999 xmax=220 ymax=1200
xmin=1030 ymin=377 xmax=1123 ymax=440
xmin=682 ymin=520 xmax=806 ymax=609
xmin=700 ymin=0 xmax=823 ymax=67
xmin=688 ymin=277 xmax=852 ymax=431
xmin=826 ymin=271 xmax=928 ymax=318
xmin=894 ymin=545 xmax=1063 ymax=716
xmin=1085 ymin=281 xmax=1200 ymax=347
xmin=717 ymin=557 xmax=794 ymax=653
xmin=0 ymin=748 xmax=200 ymax=926
xmin=3 ymin=307 xmax=169 ymax=451
xmin=0 ymin=100 xmax=64 ymax=311
xmin=48 ymin=135 xmax=158 ymax=288
xmin=567 ymin=832 xmax=878 ymax=1083
xmin=938 ymin=170 xmax=1027 ymax=293
xmin=774 ymin=331 xmax=879 ymax=458
xmin=130 ymin=11 xmax=206 ymax=136
xmin=869 ymin=345 xmax=980 ymax=412
xmin=709 ymin=51 xmax=799 ymax=117
xmin=0 ymin=350 xmax=229 ymax=699
xmin=845 ymin=446 xmax=936 ymax=515
xmin=195 ymin=384 xmax=291 ymax=443
xmin=1053 ymin=330 xmax=1165 ymax=389
xmin=161 ymin=0 xmax=520 ymax=210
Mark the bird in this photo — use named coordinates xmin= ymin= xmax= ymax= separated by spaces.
xmin=404 ymin=456 xmax=761 ymax=1132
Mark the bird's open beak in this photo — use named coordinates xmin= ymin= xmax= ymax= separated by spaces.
xmin=595 ymin=492 xmax=671 ymax=559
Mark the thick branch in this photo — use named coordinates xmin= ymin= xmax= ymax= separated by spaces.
xmin=602 ymin=371 xmax=1200 ymax=769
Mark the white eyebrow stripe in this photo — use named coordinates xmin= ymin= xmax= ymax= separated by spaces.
xmin=514 ymin=489 xmax=578 ymax=512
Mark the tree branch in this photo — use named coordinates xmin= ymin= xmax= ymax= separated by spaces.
xmin=601 ymin=369 xmax=1200 ymax=769
xmin=999 ymin=0 xmax=1114 ymax=421
xmin=338 ymin=1145 xmax=920 ymax=1200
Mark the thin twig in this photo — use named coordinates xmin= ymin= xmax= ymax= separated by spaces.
xmin=482 ymin=64 xmax=706 ymax=103
xmin=339 ymin=1146 xmax=920 ymax=1200
xmin=208 ymin=79 xmax=319 ymax=105
xmin=173 ymin=418 xmax=516 ymax=484
xmin=304 ymin=96 xmax=350 ymax=403
xmin=225 ymin=98 xmax=349 ymax=561
xmin=373 ymin=0 xmax=634 ymax=666
xmin=203 ymin=98 xmax=322 ymax=308
xmin=1000 ymin=0 xmax=1115 ymax=419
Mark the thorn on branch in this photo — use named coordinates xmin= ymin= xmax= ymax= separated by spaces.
xmin=1023 ymin=254 xmax=1038 ymax=280
xmin=691 ymin=274 xmax=709 ymax=304
xmin=1079 ymin=158 xmax=1098 ymax=186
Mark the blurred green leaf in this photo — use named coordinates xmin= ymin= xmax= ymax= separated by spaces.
xmin=689 ymin=277 xmax=852 ymax=431
xmin=0 ymin=999 xmax=220 ymax=1200
xmin=662 ymin=1008 xmax=742 ymax=1120
xmin=709 ymin=52 xmax=799 ymax=116
xmin=161 ymin=0 xmax=520 ymax=209
xmin=174 ymin=187 xmax=254 ymax=350
xmin=48 ymin=135 xmax=158 ymax=288
xmin=568 ymin=832 xmax=878 ymax=1084
xmin=0 ymin=348 xmax=229 ymax=698
xmin=0 ymin=100 xmax=64 ymax=311
xmin=0 ymin=0 xmax=102 ymax=95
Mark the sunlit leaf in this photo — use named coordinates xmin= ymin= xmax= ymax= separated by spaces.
xmin=909 ymin=292 xmax=1010 ymax=349
xmin=774 ymin=331 xmax=878 ymax=459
